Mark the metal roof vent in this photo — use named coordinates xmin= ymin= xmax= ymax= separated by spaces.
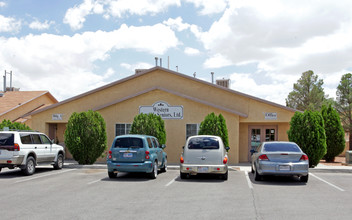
xmin=216 ymin=79 xmax=230 ymax=88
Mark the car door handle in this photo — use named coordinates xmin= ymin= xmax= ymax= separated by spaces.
xmin=35 ymin=147 xmax=37 ymax=149
xmin=45 ymin=147 xmax=48 ymax=149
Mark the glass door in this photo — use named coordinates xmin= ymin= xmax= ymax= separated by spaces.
xmin=248 ymin=126 xmax=277 ymax=161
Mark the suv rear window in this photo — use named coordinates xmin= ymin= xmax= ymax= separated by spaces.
xmin=114 ymin=138 xmax=143 ymax=148
xmin=0 ymin=133 xmax=14 ymax=146
xmin=188 ymin=137 xmax=219 ymax=150
xmin=263 ymin=143 xmax=301 ymax=152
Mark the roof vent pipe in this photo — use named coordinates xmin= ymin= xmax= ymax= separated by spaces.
xmin=211 ymin=72 xmax=214 ymax=84
xmin=155 ymin=57 xmax=158 ymax=66
xmin=160 ymin=58 xmax=162 ymax=67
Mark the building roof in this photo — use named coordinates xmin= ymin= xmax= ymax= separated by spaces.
xmin=0 ymin=91 xmax=58 ymax=116
xmin=26 ymin=66 xmax=297 ymax=116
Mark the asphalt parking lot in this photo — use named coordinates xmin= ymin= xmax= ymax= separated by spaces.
xmin=1 ymin=165 xmax=352 ymax=220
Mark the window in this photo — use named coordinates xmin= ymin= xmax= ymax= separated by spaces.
xmin=20 ymin=133 xmax=32 ymax=144
xmin=114 ymin=138 xmax=143 ymax=148
xmin=40 ymin=134 xmax=52 ymax=144
xmin=186 ymin=124 xmax=199 ymax=140
xmin=263 ymin=143 xmax=301 ymax=152
xmin=147 ymin=138 xmax=153 ymax=148
xmin=152 ymin=138 xmax=159 ymax=148
xmin=188 ymin=136 xmax=219 ymax=150
xmin=32 ymin=134 xmax=42 ymax=144
xmin=0 ymin=133 xmax=14 ymax=146
xmin=115 ymin=124 xmax=132 ymax=136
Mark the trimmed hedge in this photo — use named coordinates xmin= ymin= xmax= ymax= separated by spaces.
xmin=130 ymin=113 xmax=166 ymax=144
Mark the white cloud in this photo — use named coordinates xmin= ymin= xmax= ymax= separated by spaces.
xmin=184 ymin=47 xmax=200 ymax=56
xmin=0 ymin=23 xmax=178 ymax=100
xmin=121 ymin=62 xmax=153 ymax=71
xmin=63 ymin=0 xmax=104 ymax=30
xmin=64 ymin=0 xmax=181 ymax=30
xmin=0 ymin=2 xmax=6 ymax=7
xmin=163 ymin=17 xmax=190 ymax=32
xmin=29 ymin=19 xmax=55 ymax=30
xmin=0 ymin=15 xmax=21 ymax=33
xmin=185 ymin=0 xmax=229 ymax=15
xmin=204 ymin=53 xmax=232 ymax=68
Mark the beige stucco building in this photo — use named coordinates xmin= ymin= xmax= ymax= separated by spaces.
xmin=0 ymin=91 xmax=58 ymax=127
xmin=27 ymin=67 xmax=297 ymax=164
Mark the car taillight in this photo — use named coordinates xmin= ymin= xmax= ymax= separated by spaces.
xmin=108 ymin=150 xmax=112 ymax=159
xmin=14 ymin=143 xmax=20 ymax=151
xmin=180 ymin=156 xmax=184 ymax=164
xmin=223 ymin=157 xmax=228 ymax=164
xmin=145 ymin=151 xmax=150 ymax=159
xmin=258 ymin=154 xmax=269 ymax=161
xmin=300 ymin=155 xmax=309 ymax=161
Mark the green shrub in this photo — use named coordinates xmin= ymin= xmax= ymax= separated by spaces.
xmin=0 ymin=119 xmax=32 ymax=130
xmin=321 ymin=104 xmax=345 ymax=162
xmin=288 ymin=110 xmax=327 ymax=167
xmin=64 ymin=110 xmax=107 ymax=165
xmin=130 ymin=113 xmax=166 ymax=144
xmin=198 ymin=113 xmax=229 ymax=147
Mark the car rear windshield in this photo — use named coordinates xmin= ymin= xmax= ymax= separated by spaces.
xmin=0 ymin=133 xmax=14 ymax=146
xmin=188 ymin=137 xmax=219 ymax=150
xmin=114 ymin=137 xmax=144 ymax=148
xmin=263 ymin=143 xmax=301 ymax=152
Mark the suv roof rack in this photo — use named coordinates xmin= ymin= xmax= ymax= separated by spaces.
xmin=0 ymin=129 xmax=38 ymax=132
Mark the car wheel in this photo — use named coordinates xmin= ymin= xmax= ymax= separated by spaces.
xmin=251 ymin=164 xmax=254 ymax=174
xmin=22 ymin=156 xmax=36 ymax=176
xmin=53 ymin=154 xmax=64 ymax=170
xmin=161 ymin=158 xmax=167 ymax=172
xmin=108 ymin=171 xmax=117 ymax=178
xmin=149 ymin=161 xmax=158 ymax=179
xmin=220 ymin=171 xmax=228 ymax=180
xmin=300 ymin=174 xmax=309 ymax=183
xmin=180 ymin=172 xmax=189 ymax=179
xmin=254 ymin=166 xmax=262 ymax=181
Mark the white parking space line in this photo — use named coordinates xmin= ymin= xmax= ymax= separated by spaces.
xmin=310 ymin=173 xmax=345 ymax=192
xmin=15 ymin=169 xmax=77 ymax=184
xmin=87 ymin=179 xmax=101 ymax=185
xmin=165 ymin=176 xmax=178 ymax=187
xmin=244 ymin=171 xmax=253 ymax=189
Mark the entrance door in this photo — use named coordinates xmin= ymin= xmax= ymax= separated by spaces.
xmin=248 ymin=126 xmax=277 ymax=161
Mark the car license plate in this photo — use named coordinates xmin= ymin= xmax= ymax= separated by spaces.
xmin=198 ymin=167 xmax=209 ymax=173
xmin=279 ymin=165 xmax=290 ymax=171
xmin=123 ymin=153 xmax=133 ymax=158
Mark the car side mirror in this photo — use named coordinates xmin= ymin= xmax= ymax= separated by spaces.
xmin=250 ymin=149 xmax=256 ymax=154
xmin=182 ymin=146 xmax=184 ymax=149
xmin=225 ymin=146 xmax=230 ymax=151
xmin=161 ymin=144 xmax=166 ymax=149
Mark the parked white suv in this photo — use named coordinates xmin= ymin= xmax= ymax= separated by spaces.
xmin=0 ymin=130 xmax=65 ymax=175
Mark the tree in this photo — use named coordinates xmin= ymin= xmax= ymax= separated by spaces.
xmin=335 ymin=73 xmax=352 ymax=150
xmin=64 ymin=110 xmax=107 ymax=165
xmin=130 ymin=113 xmax=166 ymax=144
xmin=321 ymin=104 xmax=345 ymax=162
xmin=0 ymin=119 xmax=31 ymax=130
xmin=288 ymin=110 xmax=327 ymax=167
xmin=286 ymin=70 xmax=326 ymax=111
xmin=198 ymin=113 xmax=229 ymax=147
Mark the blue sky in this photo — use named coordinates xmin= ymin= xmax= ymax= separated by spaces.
xmin=1 ymin=0 xmax=352 ymax=105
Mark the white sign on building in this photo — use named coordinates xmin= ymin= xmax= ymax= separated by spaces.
xmin=139 ymin=101 xmax=183 ymax=119
xmin=264 ymin=112 xmax=277 ymax=120
xmin=52 ymin=114 xmax=63 ymax=121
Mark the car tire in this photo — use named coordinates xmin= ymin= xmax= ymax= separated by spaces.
xmin=108 ymin=171 xmax=117 ymax=178
xmin=251 ymin=164 xmax=254 ymax=174
xmin=22 ymin=156 xmax=36 ymax=176
xmin=161 ymin=158 xmax=167 ymax=173
xmin=300 ymin=174 xmax=309 ymax=183
xmin=149 ymin=161 xmax=158 ymax=179
xmin=0 ymin=168 xmax=2 ymax=173
xmin=53 ymin=154 xmax=64 ymax=170
xmin=254 ymin=165 xmax=262 ymax=181
xmin=221 ymin=171 xmax=228 ymax=180
xmin=180 ymin=172 xmax=188 ymax=179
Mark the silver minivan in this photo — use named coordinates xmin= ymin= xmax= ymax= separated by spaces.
xmin=180 ymin=135 xmax=229 ymax=180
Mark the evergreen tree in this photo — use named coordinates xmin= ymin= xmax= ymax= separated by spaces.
xmin=64 ymin=110 xmax=107 ymax=165
xmin=288 ymin=110 xmax=327 ymax=167
xmin=198 ymin=113 xmax=229 ymax=148
xmin=321 ymin=105 xmax=346 ymax=162
xmin=130 ymin=113 xmax=166 ymax=144
xmin=286 ymin=70 xmax=326 ymax=111
xmin=335 ymin=73 xmax=352 ymax=150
